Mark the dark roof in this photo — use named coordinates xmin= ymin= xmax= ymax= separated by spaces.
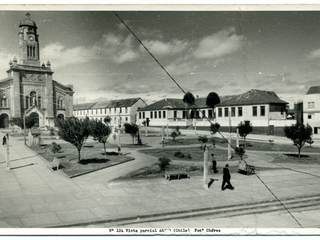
xmin=217 ymin=89 xmax=288 ymax=106
xmin=306 ymin=86 xmax=320 ymax=95
xmin=139 ymin=98 xmax=185 ymax=111
xmin=92 ymin=98 xmax=142 ymax=109
xmin=138 ymin=89 xmax=287 ymax=111
xmin=73 ymin=102 xmax=97 ymax=111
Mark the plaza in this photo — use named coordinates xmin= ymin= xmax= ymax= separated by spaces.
xmin=0 ymin=128 xmax=319 ymax=233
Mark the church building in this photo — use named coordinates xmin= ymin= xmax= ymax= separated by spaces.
xmin=0 ymin=13 xmax=74 ymax=128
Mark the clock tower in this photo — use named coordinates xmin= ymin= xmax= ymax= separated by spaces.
xmin=18 ymin=13 xmax=40 ymax=66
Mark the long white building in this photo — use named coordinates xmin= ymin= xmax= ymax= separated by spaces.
xmin=137 ymin=89 xmax=296 ymax=135
xmin=73 ymin=98 xmax=147 ymax=127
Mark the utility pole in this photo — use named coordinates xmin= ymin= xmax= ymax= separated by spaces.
xmin=228 ymin=109 xmax=232 ymax=160
xmin=203 ymin=145 xmax=209 ymax=189
xmin=24 ymin=113 xmax=26 ymax=145
xmin=5 ymin=135 xmax=10 ymax=170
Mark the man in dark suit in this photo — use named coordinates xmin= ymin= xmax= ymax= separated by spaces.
xmin=221 ymin=164 xmax=234 ymax=190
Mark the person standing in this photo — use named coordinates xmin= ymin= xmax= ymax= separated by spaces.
xmin=221 ymin=164 xmax=234 ymax=190
xmin=211 ymin=153 xmax=218 ymax=173
xmin=2 ymin=135 xmax=6 ymax=146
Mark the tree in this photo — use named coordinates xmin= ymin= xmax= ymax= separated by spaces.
xmin=198 ymin=135 xmax=208 ymax=148
xmin=55 ymin=117 xmax=90 ymax=163
xmin=170 ymin=127 xmax=181 ymax=142
xmin=183 ymin=91 xmax=195 ymax=119
xmin=238 ymin=121 xmax=253 ymax=147
xmin=158 ymin=157 xmax=171 ymax=172
xmin=235 ymin=147 xmax=245 ymax=161
xmin=50 ymin=142 xmax=61 ymax=156
xmin=183 ymin=91 xmax=195 ymax=105
xmin=206 ymin=92 xmax=220 ymax=119
xmin=90 ymin=119 xmax=112 ymax=155
xmin=9 ymin=116 xmax=36 ymax=129
xmin=283 ymin=123 xmax=313 ymax=158
xmin=210 ymin=122 xmax=220 ymax=135
xmin=104 ymin=116 xmax=111 ymax=125
xmin=171 ymin=131 xmax=178 ymax=142
xmin=124 ymin=123 xmax=139 ymax=144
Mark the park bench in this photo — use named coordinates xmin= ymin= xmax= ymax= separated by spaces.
xmin=165 ymin=171 xmax=190 ymax=181
xmin=237 ymin=160 xmax=255 ymax=175
xmin=47 ymin=157 xmax=60 ymax=171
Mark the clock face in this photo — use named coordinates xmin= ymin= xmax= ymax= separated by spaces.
xmin=29 ymin=36 xmax=34 ymax=41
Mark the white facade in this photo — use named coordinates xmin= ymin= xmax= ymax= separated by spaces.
xmin=73 ymin=98 xmax=147 ymax=127
xmin=303 ymin=92 xmax=320 ymax=134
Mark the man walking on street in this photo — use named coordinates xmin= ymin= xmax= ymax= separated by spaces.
xmin=221 ymin=164 xmax=234 ymax=190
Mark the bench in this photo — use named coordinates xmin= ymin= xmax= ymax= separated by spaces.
xmin=237 ymin=161 xmax=255 ymax=175
xmin=48 ymin=157 xmax=60 ymax=171
xmin=165 ymin=172 xmax=190 ymax=181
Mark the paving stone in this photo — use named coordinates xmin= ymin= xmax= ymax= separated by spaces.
xmin=1 ymin=217 xmax=24 ymax=228
xmin=55 ymin=209 xmax=96 ymax=224
xmin=20 ymin=212 xmax=62 ymax=227
xmin=31 ymin=201 xmax=68 ymax=213
xmin=89 ymin=206 xmax=121 ymax=218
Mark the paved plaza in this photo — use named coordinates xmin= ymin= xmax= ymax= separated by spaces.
xmin=0 ymin=130 xmax=319 ymax=234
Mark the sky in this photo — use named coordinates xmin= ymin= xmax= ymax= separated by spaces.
xmin=0 ymin=8 xmax=320 ymax=105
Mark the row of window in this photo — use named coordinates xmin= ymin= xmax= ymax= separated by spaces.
xmin=139 ymin=111 xmax=166 ymax=119
xmin=307 ymin=102 xmax=315 ymax=109
xmin=217 ymin=106 xmax=265 ymax=117
xmin=82 ymin=116 xmax=129 ymax=123
xmin=74 ymin=107 xmax=129 ymax=116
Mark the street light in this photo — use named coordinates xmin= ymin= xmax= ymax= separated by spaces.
xmin=23 ymin=113 xmax=26 ymax=145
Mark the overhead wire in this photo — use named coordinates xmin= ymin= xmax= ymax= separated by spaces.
xmin=113 ymin=11 xmax=303 ymax=228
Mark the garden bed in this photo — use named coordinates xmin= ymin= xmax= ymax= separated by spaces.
xmin=31 ymin=141 xmax=134 ymax=178
xmin=139 ymin=147 xmax=245 ymax=162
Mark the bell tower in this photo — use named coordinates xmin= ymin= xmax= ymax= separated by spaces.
xmin=18 ymin=13 xmax=40 ymax=66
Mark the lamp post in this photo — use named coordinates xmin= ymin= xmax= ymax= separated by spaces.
xmin=5 ymin=135 xmax=10 ymax=170
xmin=203 ymin=144 xmax=209 ymax=189
xmin=23 ymin=113 xmax=26 ymax=145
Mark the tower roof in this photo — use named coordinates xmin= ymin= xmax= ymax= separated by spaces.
xmin=19 ymin=13 xmax=37 ymax=29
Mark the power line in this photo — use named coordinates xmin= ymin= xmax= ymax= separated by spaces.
xmin=113 ymin=11 xmax=303 ymax=228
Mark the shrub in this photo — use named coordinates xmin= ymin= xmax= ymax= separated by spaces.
xmin=158 ymin=157 xmax=171 ymax=171
xmin=174 ymin=151 xmax=185 ymax=158
xmin=50 ymin=127 xmax=55 ymax=138
xmin=50 ymin=142 xmax=61 ymax=155
xmin=185 ymin=153 xmax=192 ymax=159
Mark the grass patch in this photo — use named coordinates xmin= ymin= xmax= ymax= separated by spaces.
xmin=107 ymin=142 xmax=151 ymax=149
xmin=271 ymin=153 xmax=320 ymax=164
xmin=31 ymin=141 xmax=134 ymax=178
xmin=139 ymin=147 xmax=245 ymax=162
xmin=114 ymin=162 xmax=239 ymax=181
xmin=164 ymin=137 xmax=320 ymax=153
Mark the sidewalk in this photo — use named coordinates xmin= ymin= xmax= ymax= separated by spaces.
xmin=0 ymin=133 xmax=320 ymax=230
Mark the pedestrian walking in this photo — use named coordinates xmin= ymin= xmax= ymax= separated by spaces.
xmin=211 ymin=153 xmax=218 ymax=173
xmin=221 ymin=164 xmax=234 ymax=190
xmin=2 ymin=135 xmax=6 ymax=146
